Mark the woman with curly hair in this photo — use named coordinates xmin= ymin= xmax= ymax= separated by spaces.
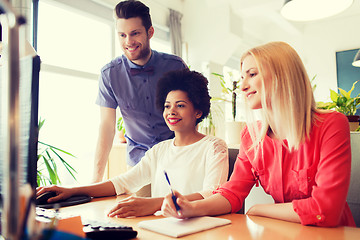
xmin=37 ymin=69 xmax=228 ymax=218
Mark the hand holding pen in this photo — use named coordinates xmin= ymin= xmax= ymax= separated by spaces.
xmin=164 ymin=170 xmax=181 ymax=212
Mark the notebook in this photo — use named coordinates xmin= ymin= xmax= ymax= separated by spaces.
xmin=138 ymin=216 xmax=231 ymax=238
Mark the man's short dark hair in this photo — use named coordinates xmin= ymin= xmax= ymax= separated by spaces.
xmin=156 ymin=69 xmax=211 ymax=125
xmin=114 ymin=0 xmax=152 ymax=31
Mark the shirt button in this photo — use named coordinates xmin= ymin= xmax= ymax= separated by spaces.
xmin=316 ymin=215 xmax=322 ymax=220
xmin=149 ymin=113 xmax=152 ymax=116
xmin=146 ymin=96 xmax=149 ymax=100
xmin=152 ymin=126 xmax=155 ymax=129
xmin=143 ymin=79 xmax=146 ymax=83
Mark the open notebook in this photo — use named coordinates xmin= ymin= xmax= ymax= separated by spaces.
xmin=138 ymin=216 xmax=231 ymax=238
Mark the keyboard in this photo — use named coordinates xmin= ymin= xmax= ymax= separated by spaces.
xmin=36 ymin=208 xmax=138 ymax=239
xmin=83 ymin=219 xmax=137 ymax=240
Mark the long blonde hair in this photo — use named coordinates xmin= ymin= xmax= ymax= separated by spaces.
xmin=241 ymin=41 xmax=318 ymax=151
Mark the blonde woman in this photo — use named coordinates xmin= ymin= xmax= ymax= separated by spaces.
xmin=161 ymin=42 xmax=356 ymax=227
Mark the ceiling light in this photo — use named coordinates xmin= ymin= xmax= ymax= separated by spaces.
xmin=353 ymin=50 xmax=360 ymax=67
xmin=281 ymin=0 xmax=353 ymax=22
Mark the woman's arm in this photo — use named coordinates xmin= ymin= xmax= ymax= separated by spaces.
xmin=184 ymin=193 xmax=204 ymax=201
xmin=247 ymin=203 xmax=300 ymax=223
xmin=71 ymin=180 xmax=117 ymax=197
xmin=107 ymin=192 xmax=205 ymax=218
xmin=36 ymin=180 xmax=116 ymax=203
xmin=200 ymin=137 xmax=229 ymax=198
xmin=292 ymin=113 xmax=352 ymax=226
xmin=162 ymin=192 xmax=231 ymax=219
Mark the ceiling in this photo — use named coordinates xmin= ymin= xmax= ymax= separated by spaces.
xmin=227 ymin=0 xmax=360 ymax=58
xmin=97 ymin=0 xmax=360 ymax=34
xmin=94 ymin=0 xmax=360 ymax=66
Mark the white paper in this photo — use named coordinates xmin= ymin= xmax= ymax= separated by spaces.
xmin=138 ymin=216 xmax=231 ymax=237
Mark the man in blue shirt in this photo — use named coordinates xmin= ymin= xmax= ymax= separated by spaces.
xmin=93 ymin=0 xmax=187 ymax=184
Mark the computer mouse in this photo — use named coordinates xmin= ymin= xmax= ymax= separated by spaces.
xmin=36 ymin=191 xmax=57 ymax=205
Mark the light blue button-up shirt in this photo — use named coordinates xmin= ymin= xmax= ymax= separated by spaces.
xmin=96 ymin=50 xmax=187 ymax=166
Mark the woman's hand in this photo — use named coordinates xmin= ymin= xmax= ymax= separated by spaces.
xmin=161 ymin=190 xmax=196 ymax=219
xmin=36 ymin=185 xmax=74 ymax=203
xmin=107 ymin=195 xmax=163 ymax=218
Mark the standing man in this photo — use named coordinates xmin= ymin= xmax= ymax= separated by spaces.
xmin=93 ymin=0 xmax=187 ymax=187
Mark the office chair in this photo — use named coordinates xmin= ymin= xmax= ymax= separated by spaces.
xmin=228 ymin=148 xmax=245 ymax=214
xmin=348 ymin=133 xmax=360 ymax=227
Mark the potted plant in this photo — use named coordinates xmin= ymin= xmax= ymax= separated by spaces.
xmin=197 ymin=102 xmax=224 ymax=136
xmin=212 ymin=72 xmax=240 ymax=121
xmin=212 ymin=72 xmax=245 ymax=145
xmin=117 ymin=116 xmax=127 ymax=143
xmin=317 ymin=81 xmax=360 ymax=131
xmin=37 ymin=118 xmax=77 ymax=186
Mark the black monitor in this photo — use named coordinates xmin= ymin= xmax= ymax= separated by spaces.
xmin=0 ymin=54 xmax=41 ymax=235
xmin=20 ymin=54 xmax=41 ymax=190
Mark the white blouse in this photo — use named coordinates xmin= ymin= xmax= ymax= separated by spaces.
xmin=110 ymin=135 xmax=229 ymax=198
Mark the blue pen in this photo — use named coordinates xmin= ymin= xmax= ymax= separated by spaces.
xmin=164 ymin=170 xmax=181 ymax=211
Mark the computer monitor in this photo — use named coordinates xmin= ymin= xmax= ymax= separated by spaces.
xmin=0 ymin=52 xmax=40 ymax=236
xmin=0 ymin=1 xmax=40 ymax=238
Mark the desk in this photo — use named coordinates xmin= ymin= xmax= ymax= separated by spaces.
xmin=58 ymin=196 xmax=360 ymax=240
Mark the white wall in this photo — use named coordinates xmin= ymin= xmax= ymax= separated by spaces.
xmin=256 ymin=10 xmax=360 ymax=102
xmin=98 ymin=0 xmax=360 ymax=100
xmin=303 ymin=13 xmax=360 ymax=102
xmin=181 ymin=1 xmax=243 ymax=71
xmin=178 ymin=0 xmax=360 ymax=102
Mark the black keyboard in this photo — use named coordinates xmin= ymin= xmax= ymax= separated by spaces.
xmin=82 ymin=219 xmax=137 ymax=240
xmin=36 ymin=208 xmax=137 ymax=239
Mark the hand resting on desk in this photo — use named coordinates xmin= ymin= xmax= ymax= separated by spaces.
xmin=108 ymin=195 xmax=163 ymax=218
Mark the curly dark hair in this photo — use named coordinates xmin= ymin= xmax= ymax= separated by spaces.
xmin=156 ymin=69 xmax=211 ymax=125
xmin=114 ymin=0 xmax=152 ymax=32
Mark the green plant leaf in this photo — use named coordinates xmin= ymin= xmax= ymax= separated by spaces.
xmin=338 ymin=88 xmax=350 ymax=99
xmin=38 ymin=118 xmax=45 ymax=132
xmin=337 ymin=96 xmax=347 ymax=107
xmin=317 ymin=80 xmax=360 ymax=116
xmin=211 ymin=72 xmax=224 ymax=78
xmin=311 ymin=75 xmax=317 ymax=91
xmin=356 ymin=125 xmax=360 ymax=132
xmin=43 ymin=155 xmax=58 ymax=184
xmin=37 ymin=119 xmax=77 ymax=186
xmin=330 ymin=89 xmax=339 ymax=102
xmin=117 ymin=117 xmax=126 ymax=133
xmin=349 ymin=80 xmax=358 ymax=96
xmin=212 ymin=71 xmax=239 ymax=119
xmin=38 ymin=141 xmax=76 ymax=157
xmin=50 ymin=148 xmax=78 ymax=180
xmin=211 ymin=97 xmax=230 ymax=103
xmin=354 ymin=97 xmax=360 ymax=106
xmin=317 ymin=101 xmax=336 ymax=110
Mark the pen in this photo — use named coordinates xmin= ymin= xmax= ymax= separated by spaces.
xmin=164 ymin=170 xmax=181 ymax=211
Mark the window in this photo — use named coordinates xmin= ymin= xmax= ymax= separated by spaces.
xmin=37 ymin=0 xmax=112 ymax=184
xmin=37 ymin=0 xmax=172 ymax=184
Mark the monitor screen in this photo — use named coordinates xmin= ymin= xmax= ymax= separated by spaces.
xmin=0 ymin=54 xmax=40 ymax=234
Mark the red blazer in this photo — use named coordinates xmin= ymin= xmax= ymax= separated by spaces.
xmin=215 ymin=111 xmax=355 ymax=227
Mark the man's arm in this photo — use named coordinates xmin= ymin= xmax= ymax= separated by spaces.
xmin=92 ymin=106 xmax=116 ymax=182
